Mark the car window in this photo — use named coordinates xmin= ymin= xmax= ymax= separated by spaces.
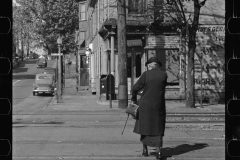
xmin=44 ymin=72 xmax=55 ymax=75
xmin=38 ymin=76 xmax=51 ymax=79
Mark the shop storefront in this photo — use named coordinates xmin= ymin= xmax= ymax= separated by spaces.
xmin=144 ymin=34 xmax=182 ymax=99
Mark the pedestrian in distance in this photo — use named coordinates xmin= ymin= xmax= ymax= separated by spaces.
xmin=131 ymin=57 xmax=168 ymax=159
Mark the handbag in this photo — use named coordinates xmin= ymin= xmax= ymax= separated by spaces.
xmin=125 ymin=103 xmax=139 ymax=120
xmin=122 ymin=103 xmax=139 ymax=135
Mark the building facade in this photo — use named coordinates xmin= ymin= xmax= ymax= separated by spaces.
xmin=76 ymin=0 xmax=225 ymax=102
xmin=75 ymin=0 xmax=89 ymax=89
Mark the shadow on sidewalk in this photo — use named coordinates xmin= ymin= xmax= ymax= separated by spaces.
xmin=36 ymin=93 xmax=54 ymax=97
xmin=13 ymin=74 xmax=35 ymax=79
xmin=24 ymin=59 xmax=37 ymax=64
xmin=149 ymin=143 xmax=209 ymax=159
xmin=13 ymin=67 xmax=28 ymax=73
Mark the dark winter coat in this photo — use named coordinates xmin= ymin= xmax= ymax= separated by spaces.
xmin=131 ymin=68 xmax=167 ymax=136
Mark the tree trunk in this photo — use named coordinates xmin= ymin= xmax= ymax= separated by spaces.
xmin=27 ymin=36 xmax=30 ymax=58
xmin=185 ymin=0 xmax=202 ymax=108
xmin=21 ymin=38 xmax=24 ymax=61
xmin=16 ymin=35 xmax=19 ymax=55
xmin=117 ymin=0 xmax=128 ymax=108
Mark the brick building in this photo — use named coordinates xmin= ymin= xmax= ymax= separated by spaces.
xmin=75 ymin=0 xmax=225 ymax=103
xmin=75 ymin=0 xmax=89 ymax=88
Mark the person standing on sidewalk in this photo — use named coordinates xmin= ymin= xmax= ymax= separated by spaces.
xmin=131 ymin=57 xmax=167 ymax=159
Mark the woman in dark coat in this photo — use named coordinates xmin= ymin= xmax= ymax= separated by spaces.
xmin=131 ymin=57 xmax=167 ymax=159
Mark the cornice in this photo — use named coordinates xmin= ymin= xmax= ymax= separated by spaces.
xmin=75 ymin=0 xmax=87 ymax=3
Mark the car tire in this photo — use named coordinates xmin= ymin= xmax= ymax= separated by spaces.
xmin=33 ymin=92 xmax=35 ymax=96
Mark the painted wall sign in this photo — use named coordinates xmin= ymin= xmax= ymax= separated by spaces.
xmin=197 ymin=26 xmax=225 ymax=33
xmin=193 ymin=25 xmax=225 ymax=92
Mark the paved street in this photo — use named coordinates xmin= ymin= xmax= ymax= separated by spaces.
xmin=12 ymin=59 xmax=55 ymax=105
xmin=13 ymin=65 xmax=225 ymax=160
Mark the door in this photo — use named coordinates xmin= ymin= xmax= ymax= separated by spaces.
xmin=127 ymin=47 xmax=142 ymax=93
xmin=80 ymin=55 xmax=89 ymax=86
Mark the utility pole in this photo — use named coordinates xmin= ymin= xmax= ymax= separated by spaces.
xmin=117 ymin=0 xmax=128 ymax=108
xmin=107 ymin=49 xmax=112 ymax=109
xmin=76 ymin=52 xmax=79 ymax=91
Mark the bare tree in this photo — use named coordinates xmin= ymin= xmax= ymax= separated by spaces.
xmin=161 ymin=0 xmax=207 ymax=108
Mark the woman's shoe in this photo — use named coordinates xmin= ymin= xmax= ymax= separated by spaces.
xmin=142 ymin=149 xmax=148 ymax=157
xmin=156 ymin=151 xmax=162 ymax=159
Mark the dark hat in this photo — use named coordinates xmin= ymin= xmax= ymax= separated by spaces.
xmin=145 ymin=57 xmax=162 ymax=67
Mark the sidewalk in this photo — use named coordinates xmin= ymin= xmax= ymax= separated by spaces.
xmin=46 ymin=78 xmax=225 ymax=159
xmin=50 ymin=59 xmax=224 ymax=113
xmin=51 ymin=77 xmax=225 ymax=113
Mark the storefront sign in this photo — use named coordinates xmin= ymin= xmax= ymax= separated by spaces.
xmin=127 ymin=39 xmax=142 ymax=47
xmin=145 ymin=35 xmax=180 ymax=49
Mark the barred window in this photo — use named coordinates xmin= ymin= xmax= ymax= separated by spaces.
xmin=128 ymin=0 xmax=147 ymax=14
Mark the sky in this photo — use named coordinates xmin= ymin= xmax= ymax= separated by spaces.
xmin=12 ymin=0 xmax=21 ymax=6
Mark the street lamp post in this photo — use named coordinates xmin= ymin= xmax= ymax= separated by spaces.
xmin=106 ymin=49 xmax=112 ymax=109
xmin=86 ymin=48 xmax=91 ymax=91
xmin=57 ymin=36 xmax=63 ymax=103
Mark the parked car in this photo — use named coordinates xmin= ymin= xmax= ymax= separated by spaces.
xmin=33 ymin=73 xmax=56 ymax=96
xmin=36 ymin=58 xmax=47 ymax=68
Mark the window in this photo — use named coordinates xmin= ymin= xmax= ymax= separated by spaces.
xmin=79 ymin=31 xmax=85 ymax=40
xmin=128 ymin=0 xmax=147 ymax=14
xmin=79 ymin=31 xmax=85 ymax=48
xmin=79 ymin=3 xmax=86 ymax=20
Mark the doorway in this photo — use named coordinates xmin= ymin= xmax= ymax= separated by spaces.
xmin=127 ymin=47 xmax=143 ymax=93
xmin=80 ymin=55 xmax=89 ymax=86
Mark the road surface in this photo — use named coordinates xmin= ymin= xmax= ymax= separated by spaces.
xmin=13 ymin=59 xmax=55 ymax=105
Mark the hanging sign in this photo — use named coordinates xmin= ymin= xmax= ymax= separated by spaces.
xmin=127 ymin=39 xmax=142 ymax=47
xmin=145 ymin=35 xmax=180 ymax=49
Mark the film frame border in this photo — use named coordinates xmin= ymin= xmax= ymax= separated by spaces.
xmin=0 ymin=0 xmax=13 ymax=159
xmin=226 ymin=0 xmax=240 ymax=159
